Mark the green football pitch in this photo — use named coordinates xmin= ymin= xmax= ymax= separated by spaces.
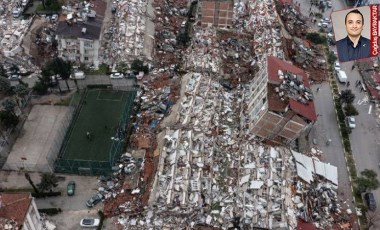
xmin=62 ymin=89 xmax=132 ymax=161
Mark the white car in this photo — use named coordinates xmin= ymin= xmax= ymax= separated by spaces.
xmin=346 ymin=116 xmax=356 ymax=129
xmin=334 ymin=62 xmax=341 ymax=71
xmin=80 ymin=218 xmax=100 ymax=227
xmin=110 ymin=72 xmax=124 ymax=79
xmin=8 ymin=75 xmax=21 ymax=81
xmin=70 ymin=71 xmax=85 ymax=79
xmin=51 ymin=14 xmax=58 ymax=22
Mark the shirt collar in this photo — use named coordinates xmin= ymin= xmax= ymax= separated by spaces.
xmin=346 ymin=36 xmax=364 ymax=48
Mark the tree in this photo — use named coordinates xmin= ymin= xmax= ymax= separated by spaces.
xmin=2 ymin=99 xmax=17 ymax=115
xmin=32 ymin=76 xmax=49 ymax=95
xmin=354 ymin=169 xmax=380 ymax=195
xmin=42 ymin=0 xmax=60 ymax=11
xmin=13 ymin=84 xmax=29 ymax=109
xmin=37 ymin=173 xmax=58 ymax=192
xmin=0 ymin=121 xmax=9 ymax=144
xmin=306 ymin=32 xmax=327 ymax=44
xmin=25 ymin=172 xmax=40 ymax=195
xmin=340 ymin=89 xmax=355 ymax=104
xmin=116 ymin=61 xmax=129 ymax=73
xmin=42 ymin=58 xmax=73 ymax=91
xmin=344 ymin=103 xmax=359 ymax=116
xmin=327 ymin=51 xmax=337 ymax=65
xmin=0 ymin=110 xmax=19 ymax=129
xmin=0 ymin=64 xmax=6 ymax=77
xmin=0 ymin=77 xmax=12 ymax=94
xmin=131 ymin=59 xmax=149 ymax=74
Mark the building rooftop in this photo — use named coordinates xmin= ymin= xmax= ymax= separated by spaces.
xmin=56 ymin=17 xmax=102 ymax=40
xmin=0 ymin=193 xmax=32 ymax=229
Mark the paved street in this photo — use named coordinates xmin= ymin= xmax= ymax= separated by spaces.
xmin=301 ymin=0 xmax=357 ymax=210
xmin=299 ymin=0 xmax=380 ymax=227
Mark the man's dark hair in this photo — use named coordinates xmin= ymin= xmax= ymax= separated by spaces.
xmin=345 ymin=9 xmax=364 ymax=25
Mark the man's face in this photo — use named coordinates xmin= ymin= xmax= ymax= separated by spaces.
xmin=345 ymin=12 xmax=363 ymax=37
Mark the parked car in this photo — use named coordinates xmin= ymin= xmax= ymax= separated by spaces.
xmin=8 ymin=74 xmax=21 ymax=81
xmin=110 ymin=72 xmax=124 ymax=79
xmin=334 ymin=62 xmax=340 ymax=71
xmin=67 ymin=181 xmax=76 ymax=196
xmin=346 ymin=116 xmax=356 ymax=129
xmin=80 ymin=218 xmax=100 ymax=227
xmin=86 ymin=193 xmax=103 ymax=207
xmin=365 ymin=192 xmax=377 ymax=211
xmin=51 ymin=14 xmax=58 ymax=22
xmin=70 ymin=71 xmax=85 ymax=80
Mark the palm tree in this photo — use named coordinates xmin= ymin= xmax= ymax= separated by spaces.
xmin=25 ymin=172 xmax=40 ymax=195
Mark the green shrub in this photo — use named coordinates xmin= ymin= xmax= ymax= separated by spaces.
xmin=38 ymin=208 xmax=62 ymax=216
xmin=306 ymin=32 xmax=327 ymax=44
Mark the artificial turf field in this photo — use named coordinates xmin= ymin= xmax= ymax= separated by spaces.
xmin=62 ymin=89 xmax=131 ymax=161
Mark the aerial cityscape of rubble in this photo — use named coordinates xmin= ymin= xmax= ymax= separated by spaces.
xmin=0 ymin=0 xmax=372 ymax=229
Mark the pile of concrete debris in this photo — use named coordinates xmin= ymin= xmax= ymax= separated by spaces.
xmin=100 ymin=0 xmax=357 ymax=228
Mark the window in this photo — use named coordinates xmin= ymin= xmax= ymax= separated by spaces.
xmin=84 ymin=57 xmax=89 ymax=61
xmin=66 ymin=42 xmax=71 ymax=45
xmin=84 ymin=42 xmax=93 ymax=48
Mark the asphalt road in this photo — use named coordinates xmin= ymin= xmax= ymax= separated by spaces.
xmin=300 ymin=0 xmax=357 ymax=210
xmin=300 ymin=0 xmax=380 ymax=227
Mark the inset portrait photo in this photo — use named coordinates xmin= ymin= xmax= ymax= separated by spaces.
xmin=331 ymin=5 xmax=379 ymax=63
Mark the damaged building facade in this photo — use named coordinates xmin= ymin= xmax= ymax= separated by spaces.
xmin=247 ymin=56 xmax=317 ymax=145
xmin=56 ymin=4 xmax=102 ymax=67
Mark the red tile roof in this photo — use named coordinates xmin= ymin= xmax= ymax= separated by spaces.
xmin=267 ymin=56 xmax=310 ymax=87
xmin=0 ymin=193 xmax=32 ymax=228
xmin=289 ymin=98 xmax=317 ymax=122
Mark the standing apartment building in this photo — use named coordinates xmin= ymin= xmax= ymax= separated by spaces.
xmin=246 ymin=56 xmax=317 ymax=144
xmin=56 ymin=12 xmax=102 ymax=68
xmin=0 ymin=193 xmax=43 ymax=230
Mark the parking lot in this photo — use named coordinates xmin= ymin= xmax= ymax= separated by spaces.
xmin=0 ymin=171 xmax=114 ymax=229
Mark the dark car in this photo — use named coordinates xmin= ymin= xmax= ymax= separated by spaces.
xmin=67 ymin=181 xmax=75 ymax=196
xmin=365 ymin=192 xmax=377 ymax=211
xmin=86 ymin=193 xmax=103 ymax=208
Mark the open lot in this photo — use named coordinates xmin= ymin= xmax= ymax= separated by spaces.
xmin=3 ymin=105 xmax=71 ymax=172
xmin=0 ymin=171 xmax=115 ymax=229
